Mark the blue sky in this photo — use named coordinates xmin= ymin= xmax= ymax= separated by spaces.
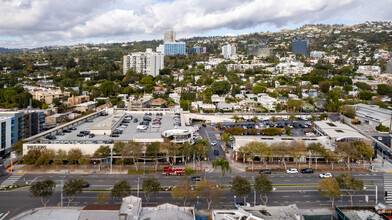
xmin=0 ymin=0 xmax=391 ymax=48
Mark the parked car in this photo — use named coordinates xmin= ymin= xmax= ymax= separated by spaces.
xmin=191 ymin=176 xmax=203 ymax=181
xmin=77 ymin=133 xmax=85 ymax=137
xmin=213 ymin=149 xmax=219 ymax=155
xmin=46 ymin=135 xmax=56 ymax=140
xmin=110 ymin=134 xmax=119 ymax=137
xmin=210 ymin=141 xmax=217 ymax=146
xmin=301 ymin=168 xmax=314 ymax=174
xmin=319 ymin=173 xmax=332 ymax=178
xmin=83 ymin=182 xmax=90 ymax=188
xmin=63 ymin=129 xmax=71 ymax=133
xmin=57 ymin=132 xmax=65 ymax=136
xmin=235 ymin=201 xmax=251 ymax=207
xmin=259 ymin=169 xmax=271 ymax=174
xmin=202 ymin=123 xmax=207 ymax=127
xmin=70 ymin=127 xmax=77 ymax=130
xmin=88 ymin=133 xmax=95 ymax=138
xmin=286 ymin=168 xmax=298 ymax=174
xmin=86 ymin=119 xmax=94 ymax=123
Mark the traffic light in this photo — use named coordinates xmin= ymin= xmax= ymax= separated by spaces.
xmin=385 ymin=191 xmax=388 ymax=197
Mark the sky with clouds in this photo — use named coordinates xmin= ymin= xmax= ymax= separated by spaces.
xmin=0 ymin=0 xmax=392 ymax=48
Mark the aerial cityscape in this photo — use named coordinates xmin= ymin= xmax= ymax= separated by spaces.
xmin=1 ymin=0 xmax=392 ymax=220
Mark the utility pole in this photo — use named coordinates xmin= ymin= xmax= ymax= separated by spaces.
xmin=110 ymin=147 xmax=113 ymax=174
xmin=376 ymin=185 xmax=378 ymax=204
xmin=193 ymin=150 xmax=195 ymax=170
xmin=60 ymin=179 xmax=63 ymax=208
xmin=308 ymin=150 xmax=311 ymax=168
xmin=137 ymin=178 xmax=140 ymax=197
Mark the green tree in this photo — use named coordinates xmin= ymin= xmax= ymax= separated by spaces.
xmin=97 ymin=192 xmax=109 ymax=204
xmin=100 ymin=81 xmax=115 ymax=97
xmin=342 ymin=105 xmax=356 ymax=119
xmin=22 ymin=148 xmax=43 ymax=165
xmin=184 ymin=165 xmax=196 ymax=178
xmin=29 ymin=179 xmax=56 ymax=207
xmin=12 ymin=140 xmax=25 ymax=155
xmin=171 ymin=181 xmax=195 ymax=205
xmin=93 ymin=145 xmax=111 ymax=158
xmin=355 ymin=82 xmax=371 ymax=91
xmin=211 ymin=80 xmax=231 ymax=95
xmin=67 ymin=148 xmax=82 ymax=164
xmin=212 ymin=157 xmax=231 ymax=184
xmin=111 ymin=180 xmax=131 ymax=199
xmin=35 ymin=149 xmax=55 ymax=165
xmin=254 ymin=174 xmax=273 ymax=205
xmin=336 ymin=173 xmax=364 ymax=206
xmin=289 ymin=115 xmax=296 ymax=125
xmin=359 ymin=91 xmax=375 ymax=100
xmin=63 ymin=178 xmax=86 ymax=207
xmin=143 ymin=177 xmax=161 ymax=205
xmin=318 ymin=81 xmax=330 ymax=93
xmin=196 ymin=179 xmax=223 ymax=210
xmin=318 ymin=178 xmax=341 ymax=208
xmin=251 ymin=116 xmax=259 ymax=127
xmin=231 ymin=115 xmax=240 ymax=127
xmin=252 ymin=85 xmax=266 ymax=94
xmin=55 ymin=149 xmax=67 ymax=165
xmin=230 ymin=176 xmax=251 ymax=204
xmin=146 ymin=142 xmax=160 ymax=171
xmin=220 ymin=133 xmax=231 ymax=148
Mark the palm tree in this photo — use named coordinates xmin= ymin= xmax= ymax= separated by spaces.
xmin=289 ymin=115 xmax=296 ymax=125
xmin=220 ymin=133 xmax=231 ymax=149
xmin=231 ymin=115 xmax=240 ymax=127
xmin=251 ymin=116 xmax=259 ymax=127
xmin=212 ymin=157 xmax=231 ymax=185
xmin=270 ymin=116 xmax=277 ymax=123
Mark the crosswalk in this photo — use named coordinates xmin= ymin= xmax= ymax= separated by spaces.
xmin=0 ymin=212 xmax=10 ymax=220
xmin=0 ymin=174 xmax=23 ymax=189
xmin=384 ymin=173 xmax=392 ymax=204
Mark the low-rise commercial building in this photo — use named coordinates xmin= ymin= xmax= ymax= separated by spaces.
xmin=354 ymin=104 xmax=392 ymax=129
xmin=313 ymin=121 xmax=369 ymax=143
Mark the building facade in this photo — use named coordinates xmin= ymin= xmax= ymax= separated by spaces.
xmin=222 ymin=44 xmax=236 ymax=59
xmin=24 ymin=110 xmax=45 ymax=137
xmin=30 ymin=90 xmax=71 ymax=104
xmin=0 ymin=117 xmax=12 ymax=157
xmin=161 ymin=42 xmax=186 ymax=56
xmin=123 ymin=49 xmax=164 ymax=77
xmin=164 ymin=30 xmax=176 ymax=43
xmin=248 ymin=43 xmax=271 ymax=57
xmin=0 ymin=111 xmax=24 ymax=145
xmin=187 ymin=46 xmax=206 ymax=56
xmin=292 ymin=39 xmax=309 ymax=57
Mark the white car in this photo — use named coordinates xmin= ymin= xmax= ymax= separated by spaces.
xmin=151 ymin=124 xmax=160 ymax=128
xmin=319 ymin=173 xmax=332 ymax=178
xmin=137 ymin=125 xmax=148 ymax=130
xmin=286 ymin=168 xmax=298 ymax=174
xmin=210 ymin=141 xmax=218 ymax=146
xmin=378 ymin=137 xmax=383 ymax=141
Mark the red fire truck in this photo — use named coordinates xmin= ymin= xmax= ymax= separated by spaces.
xmin=163 ymin=166 xmax=185 ymax=176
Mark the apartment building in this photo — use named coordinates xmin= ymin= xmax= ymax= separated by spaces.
xmin=222 ymin=43 xmax=236 ymax=59
xmin=30 ymin=89 xmax=71 ymax=104
xmin=64 ymin=95 xmax=90 ymax=108
xmin=123 ymin=49 xmax=164 ymax=76
xmin=0 ymin=111 xmax=24 ymax=145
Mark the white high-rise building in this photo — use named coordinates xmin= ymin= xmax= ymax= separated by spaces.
xmin=164 ymin=30 xmax=176 ymax=43
xmin=222 ymin=44 xmax=236 ymax=59
xmin=123 ymin=49 xmax=164 ymax=77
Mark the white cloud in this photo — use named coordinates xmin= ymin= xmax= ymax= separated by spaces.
xmin=0 ymin=0 xmax=391 ymax=48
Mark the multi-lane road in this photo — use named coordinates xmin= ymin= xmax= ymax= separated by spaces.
xmin=0 ymin=172 xmax=384 ymax=219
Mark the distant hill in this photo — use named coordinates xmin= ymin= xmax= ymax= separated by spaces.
xmin=0 ymin=47 xmax=23 ymax=53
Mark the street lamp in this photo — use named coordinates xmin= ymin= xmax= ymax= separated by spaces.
xmin=94 ymin=162 xmax=96 ymax=174
xmin=234 ymin=196 xmax=236 ymax=210
xmin=197 ymin=196 xmax=199 ymax=211
xmin=278 ymin=160 xmax=281 ymax=172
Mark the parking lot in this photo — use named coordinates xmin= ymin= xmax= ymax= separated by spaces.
xmin=213 ymin=118 xmax=315 ymax=137
xmin=44 ymin=112 xmax=181 ymax=144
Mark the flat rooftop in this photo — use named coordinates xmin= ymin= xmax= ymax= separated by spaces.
xmin=314 ymin=121 xmax=367 ymax=141
xmin=32 ymin=111 xmax=183 ymax=144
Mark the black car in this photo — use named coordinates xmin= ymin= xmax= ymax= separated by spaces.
xmin=259 ymin=169 xmax=272 ymax=174
xmin=70 ymin=127 xmax=77 ymax=130
xmin=46 ymin=135 xmax=56 ymax=140
xmin=214 ymin=149 xmax=219 ymax=155
xmin=143 ymin=116 xmax=152 ymax=121
xmin=77 ymin=133 xmax=85 ymax=137
xmin=301 ymin=168 xmax=314 ymax=173
xmin=202 ymin=123 xmax=207 ymax=127
xmin=110 ymin=134 xmax=119 ymax=137
xmin=88 ymin=134 xmax=95 ymax=138
xmin=63 ymin=129 xmax=71 ymax=133
xmin=134 ymin=118 xmax=138 ymax=123
xmin=191 ymin=176 xmax=203 ymax=181
xmin=83 ymin=182 xmax=90 ymax=188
